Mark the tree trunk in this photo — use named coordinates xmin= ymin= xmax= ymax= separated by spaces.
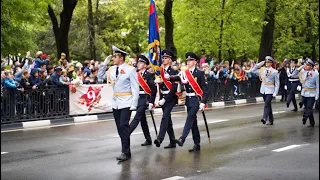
xmin=88 ymin=0 xmax=96 ymax=60
xmin=164 ymin=0 xmax=177 ymax=59
xmin=258 ymin=0 xmax=277 ymax=62
xmin=48 ymin=0 xmax=78 ymax=61
xmin=95 ymin=0 xmax=100 ymax=34
xmin=218 ymin=0 xmax=226 ymax=61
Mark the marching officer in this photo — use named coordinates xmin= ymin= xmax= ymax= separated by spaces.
xmin=291 ymin=58 xmax=319 ymax=127
xmin=109 ymin=45 xmax=139 ymax=161
xmin=153 ymin=49 xmax=178 ymax=149
xmin=251 ymin=56 xmax=279 ymax=125
xmin=129 ymin=55 xmax=157 ymax=146
xmin=286 ymin=59 xmax=299 ymax=111
xmin=174 ymin=52 xmax=208 ymax=152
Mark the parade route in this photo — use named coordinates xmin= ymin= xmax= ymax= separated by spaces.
xmin=1 ymin=102 xmax=319 ymax=180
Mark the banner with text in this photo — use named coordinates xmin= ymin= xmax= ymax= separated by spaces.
xmin=69 ymin=84 xmax=113 ymax=115
xmin=69 ymin=83 xmax=186 ymax=115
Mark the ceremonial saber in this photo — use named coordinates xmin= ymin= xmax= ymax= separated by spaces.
xmin=150 ymin=110 xmax=158 ymax=136
xmin=202 ymin=111 xmax=211 ymax=143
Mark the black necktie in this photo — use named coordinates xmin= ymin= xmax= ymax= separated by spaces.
xmin=116 ymin=66 xmax=119 ymax=78
xmin=306 ymin=72 xmax=309 ymax=78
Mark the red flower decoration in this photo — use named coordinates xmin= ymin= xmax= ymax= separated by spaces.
xmin=120 ymin=69 xmax=126 ymax=74
xmin=70 ymin=86 xmax=76 ymax=93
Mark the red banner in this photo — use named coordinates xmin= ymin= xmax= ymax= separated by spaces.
xmin=185 ymin=69 xmax=203 ymax=98
xmin=137 ymin=72 xmax=152 ymax=95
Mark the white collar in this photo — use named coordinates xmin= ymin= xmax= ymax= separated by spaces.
xmin=118 ymin=63 xmax=126 ymax=69
xmin=189 ymin=66 xmax=196 ymax=73
xmin=140 ymin=69 xmax=146 ymax=74
xmin=164 ymin=66 xmax=170 ymax=72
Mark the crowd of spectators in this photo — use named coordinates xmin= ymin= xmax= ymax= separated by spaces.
xmin=1 ymin=51 xmax=318 ymax=102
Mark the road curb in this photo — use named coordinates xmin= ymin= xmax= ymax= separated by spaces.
xmin=1 ymin=95 xmax=300 ymax=131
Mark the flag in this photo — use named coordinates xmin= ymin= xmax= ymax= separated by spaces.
xmin=148 ymin=0 xmax=161 ymax=76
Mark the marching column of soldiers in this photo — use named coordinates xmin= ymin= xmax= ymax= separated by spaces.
xmin=108 ymin=45 xmax=319 ymax=162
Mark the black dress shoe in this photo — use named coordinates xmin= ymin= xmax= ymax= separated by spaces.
xmin=141 ymin=140 xmax=152 ymax=146
xmin=261 ymin=119 xmax=266 ymax=124
xmin=286 ymin=103 xmax=289 ymax=108
xmin=299 ymin=102 xmax=303 ymax=108
xmin=307 ymin=124 xmax=315 ymax=128
xmin=116 ymin=153 xmax=131 ymax=161
xmin=266 ymin=121 xmax=273 ymax=125
xmin=175 ymin=138 xmax=184 ymax=147
xmin=154 ymin=139 xmax=161 ymax=147
xmin=291 ymin=108 xmax=298 ymax=112
xmin=164 ymin=143 xmax=176 ymax=149
xmin=302 ymin=117 xmax=307 ymax=125
xmin=189 ymin=145 xmax=200 ymax=152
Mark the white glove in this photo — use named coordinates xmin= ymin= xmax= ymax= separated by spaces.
xmin=297 ymin=65 xmax=305 ymax=71
xmin=272 ymin=93 xmax=277 ymax=97
xmin=164 ymin=74 xmax=170 ymax=80
xmin=148 ymin=103 xmax=153 ymax=111
xmin=154 ymin=78 xmax=162 ymax=84
xmin=284 ymin=85 xmax=287 ymax=90
xmin=199 ymin=103 xmax=205 ymax=111
xmin=257 ymin=61 xmax=265 ymax=67
xmin=104 ymin=55 xmax=112 ymax=65
xmin=297 ymin=85 xmax=302 ymax=91
xmin=129 ymin=106 xmax=136 ymax=111
xmin=158 ymin=98 xmax=166 ymax=106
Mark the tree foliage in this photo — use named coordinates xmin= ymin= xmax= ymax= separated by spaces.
xmin=1 ymin=0 xmax=319 ymax=62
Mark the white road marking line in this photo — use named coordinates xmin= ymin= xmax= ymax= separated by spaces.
xmin=162 ymin=176 xmax=185 ymax=180
xmin=112 ymin=131 xmax=143 ymax=138
xmin=272 ymin=144 xmax=303 ymax=152
xmin=273 ymin=111 xmax=286 ymax=114
xmin=1 ymin=152 xmax=8 ymax=155
xmin=208 ymin=119 xmax=229 ymax=124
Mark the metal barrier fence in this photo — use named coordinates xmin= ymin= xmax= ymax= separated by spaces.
xmin=206 ymin=78 xmax=261 ymax=102
xmin=1 ymin=78 xmax=262 ymax=124
xmin=1 ymin=86 xmax=69 ymax=124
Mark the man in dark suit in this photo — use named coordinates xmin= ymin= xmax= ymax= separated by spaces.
xmin=286 ymin=59 xmax=299 ymax=111
xmin=154 ymin=49 xmax=178 ymax=149
xmin=174 ymin=52 xmax=208 ymax=152
xmin=129 ymin=55 xmax=157 ymax=146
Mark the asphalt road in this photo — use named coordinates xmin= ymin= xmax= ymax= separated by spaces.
xmin=1 ymin=102 xmax=319 ymax=180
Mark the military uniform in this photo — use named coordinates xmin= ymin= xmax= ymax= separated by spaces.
xmin=154 ymin=50 xmax=178 ymax=148
xmin=286 ymin=59 xmax=299 ymax=111
xmin=175 ymin=52 xmax=208 ymax=152
xmin=129 ymin=55 xmax=157 ymax=146
xmin=251 ymin=56 xmax=279 ymax=125
xmin=109 ymin=46 xmax=139 ymax=161
xmin=292 ymin=59 xmax=319 ymax=127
